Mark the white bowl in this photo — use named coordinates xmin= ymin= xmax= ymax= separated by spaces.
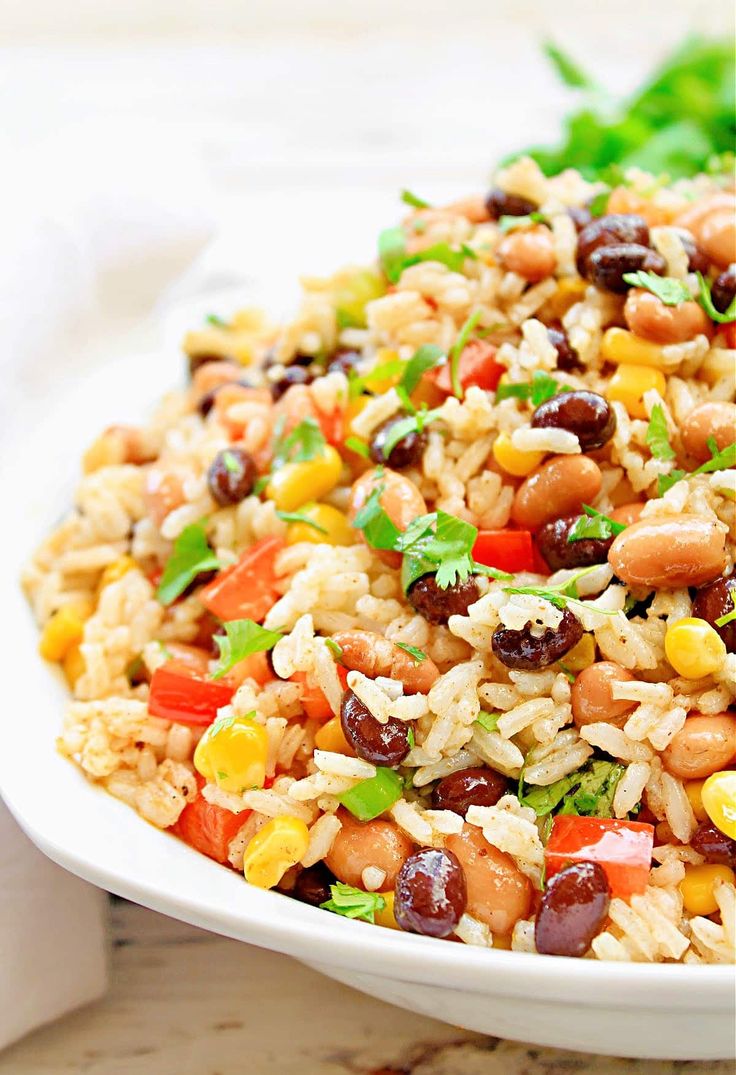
xmin=2 ymin=346 xmax=734 ymax=1062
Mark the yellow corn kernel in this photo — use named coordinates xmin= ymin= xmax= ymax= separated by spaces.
xmin=374 ymin=890 xmax=401 ymax=930
xmin=492 ymin=432 xmax=544 ymax=477
xmin=243 ymin=816 xmax=310 ymax=889
xmin=679 ymin=863 xmax=735 ymax=916
xmin=63 ymin=643 xmax=86 ymax=688
xmin=563 ymin=633 xmax=597 ymax=673
xmin=345 ymin=396 xmax=371 ymax=437
xmin=193 ymin=715 xmax=268 ymax=794
xmin=265 ymin=445 xmax=343 ymax=512
xmin=38 ymin=601 xmax=93 ymax=662
xmin=600 ymin=327 xmax=666 ymax=369
xmin=685 ymin=779 xmax=709 ymax=822
xmin=314 ymin=716 xmax=354 ymax=756
xmin=702 ymin=770 xmax=736 ymax=840
xmin=286 ymin=503 xmax=355 ymax=547
xmin=606 ymin=363 xmax=666 ymax=419
xmin=664 ymin=617 xmax=727 ymax=679
xmin=182 ymin=326 xmax=255 ymax=365
xmin=98 ymin=555 xmax=137 ymax=591
xmin=543 ymin=276 xmax=587 ymax=320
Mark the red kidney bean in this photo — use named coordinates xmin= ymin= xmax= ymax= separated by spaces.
xmin=408 ymin=574 xmax=480 ymax=625
xmin=531 ymin=389 xmax=616 ymax=450
xmin=485 ymin=188 xmax=537 ymax=220
xmin=711 ymin=264 xmax=736 ymax=313
xmin=678 ymin=233 xmax=710 ymax=276
xmin=492 ymin=608 xmax=584 ymax=671
xmin=690 ymin=821 xmax=736 ymax=868
xmin=270 ymin=364 xmax=316 ymax=400
xmin=339 ymin=689 xmax=411 ymax=767
xmin=431 ymin=767 xmax=508 ymax=817
xmin=293 ymin=862 xmax=337 ymax=906
xmin=369 ymin=417 xmax=428 ymax=469
xmin=535 ymin=861 xmax=611 ymax=957
xmin=547 ymin=323 xmax=581 ymax=371
xmin=207 ymin=447 xmax=257 ymax=506
xmin=394 ymin=848 xmax=467 ymax=937
xmin=691 ymin=576 xmax=736 ymax=653
xmin=576 ymin=214 xmax=650 ymax=276
xmin=588 ymin=244 xmax=666 ymax=293
xmin=536 ymin=513 xmax=613 ymax=571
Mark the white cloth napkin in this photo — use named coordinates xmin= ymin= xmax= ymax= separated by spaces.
xmin=0 ymin=124 xmax=214 ymax=1049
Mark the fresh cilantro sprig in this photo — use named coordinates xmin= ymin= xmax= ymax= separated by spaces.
xmin=347 ymin=357 xmax=407 ymax=400
xmin=474 ymin=711 xmax=501 ymax=733
xmin=396 ymin=510 xmax=513 ymax=591
xmin=275 ymin=509 xmax=328 ymax=534
xmin=622 ymin=271 xmax=692 ymax=307
xmin=321 ymin=882 xmax=386 ymax=923
xmin=696 ymin=272 xmax=736 ymax=324
xmin=449 ymin=309 xmax=482 ymax=399
xmin=344 ymin=435 xmax=370 ymax=459
xmin=519 ymin=758 xmax=625 ymax=819
xmin=497 ymin=211 xmax=548 ymax=233
xmin=658 ymin=439 xmax=736 ymax=495
xmin=205 ymin=313 xmax=228 ymax=328
xmin=211 ymin=620 xmax=283 ymax=680
xmin=394 ymin=642 xmax=427 ymax=663
xmin=272 ymin=418 xmax=327 ymax=468
xmin=401 ymin=189 xmax=431 ymax=209
xmin=567 ymin=505 xmax=626 ymax=544
xmin=378 ymin=227 xmax=476 ymax=285
xmin=399 ymin=344 xmax=446 ymax=395
xmin=646 ymin=403 xmax=676 ymax=461
xmin=351 ymin=470 xmax=402 ymax=551
xmin=156 ymin=521 xmax=221 ymax=606
xmin=502 ymin=564 xmax=618 ymax=613
xmin=495 ymin=370 xmax=568 ymax=407
xmin=380 ymin=406 xmax=443 ymax=458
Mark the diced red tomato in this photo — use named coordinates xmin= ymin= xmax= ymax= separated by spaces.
xmin=545 ymin=816 xmax=655 ymax=899
xmin=430 ymin=340 xmax=504 ymax=395
xmin=722 ymin=322 xmax=736 ymax=349
xmin=473 ymin=529 xmax=536 ymax=574
xmin=199 ymin=536 xmax=285 ymax=623
xmin=291 ymin=667 xmax=348 ymax=720
xmin=148 ymin=660 xmax=235 ymax=726
xmin=171 ymin=777 xmax=247 ymax=865
xmin=163 ymin=642 xmax=212 ymax=675
xmin=227 ymin=650 xmax=273 ymax=688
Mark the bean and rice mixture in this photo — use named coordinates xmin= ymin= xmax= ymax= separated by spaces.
xmin=24 ymin=158 xmax=736 ymax=962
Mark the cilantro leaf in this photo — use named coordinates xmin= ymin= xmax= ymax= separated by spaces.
xmin=320 ymin=882 xmax=386 ymax=923
xmin=622 ymin=271 xmax=692 ymax=307
xmin=716 ymin=607 xmax=736 ymax=628
xmin=495 ymin=381 xmax=532 ymax=403
xmin=205 ymin=313 xmax=228 ymax=327
xmin=275 ymin=510 xmax=328 ymax=534
xmin=498 ymin=212 xmax=548 ymax=233
xmin=494 ymin=370 xmax=564 ymax=406
xmin=348 ymin=357 xmax=407 ymax=400
xmin=394 ymin=643 xmax=427 ymax=663
xmin=399 ymin=344 xmax=446 ymax=395
xmin=474 ymin=710 xmax=501 ymax=733
xmin=542 ymin=39 xmax=597 ymax=90
xmin=344 ymin=435 xmax=370 ymax=459
xmin=351 ymin=473 xmax=402 ymax=550
xmin=272 ymin=418 xmax=326 ymax=467
xmin=211 ymin=620 xmax=283 ymax=680
xmin=156 ymin=521 xmax=220 ymax=606
xmin=657 ymin=470 xmax=686 ymax=495
xmin=587 ymin=189 xmax=610 ymax=217
xmin=646 ymin=403 xmax=676 ymax=461
xmin=520 ymin=758 xmax=625 ymax=818
xmin=503 ymin=564 xmax=619 ymax=613
xmin=658 ymin=439 xmax=736 ymax=493
xmin=401 ymin=189 xmax=431 ymax=209
xmin=380 ymin=406 xmax=442 ymax=459
xmin=696 ymin=272 xmax=736 ymax=324
xmin=325 ymin=638 xmax=344 ymax=660
xmin=221 ymin=450 xmax=243 ymax=474
xmin=567 ymin=504 xmax=626 ymax=543
xmin=449 ymin=310 xmax=482 ymax=399
xmin=378 ymin=227 xmax=408 ymax=284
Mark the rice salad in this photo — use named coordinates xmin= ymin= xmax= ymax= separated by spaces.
xmin=24 ymin=158 xmax=736 ymax=963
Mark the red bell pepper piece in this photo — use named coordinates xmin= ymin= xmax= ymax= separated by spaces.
xmin=199 ymin=536 xmax=285 ymax=623
xmin=472 ymin=529 xmax=536 ymax=574
xmin=723 ymin=322 xmax=736 ymax=350
xmin=148 ymin=660 xmax=235 ymax=726
xmin=170 ymin=776 xmax=248 ymax=865
xmin=431 ymin=340 xmax=504 ymax=395
xmin=545 ymin=815 xmax=655 ymax=899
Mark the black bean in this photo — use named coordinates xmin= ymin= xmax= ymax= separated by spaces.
xmin=431 ymin=767 xmax=508 ymax=817
xmin=188 ymin=353 xmax=237 ymax=378
xmin=690 ymin=821 xmax=736 ymax=868
xmin=547 ymin=324 xmax=581 ymax=371
xmin=679 ymin=234 xmax=711 ymax=277
xmin=369 ymin=417 xmax=427 ymax=469
xmin=535 ymin=861 xmax=610 ymax=957
xmin=394 ymin=848 xmax=467 ymax=937
xmin=567 ymin=206 xmax=592 ymax=232
xmin=576 ymin=214 xmax=650 ymax=276
xmin=408 ymin=574 xmax=480 ymax=625
xmin=531 ymin=389 xmax=616 ymax=450
xmin=492 ymin=608 xmax=583 ymax=671
xmin=293 ymin=862 xmax=337 ymax=906
xmin=269 ymin=364 xmax=315 ymax=401
xmin=339 ymin=689 xmax=411 ymax=767
xmin=711 ymin=265 xmax=736 ymax=314
xmin=485 ymin=188 xmax=537 ymax=220
xmin=692 ymin=576 xmax=736 ymax=653
xmin=587 ymin=244 xmax=666 ymax=294
xmin=327 ymin=349 xmax=363 ymax=376
xmin=537 ymin=514 xmax=613 ymax=571
xmin=263 ymin=349 xmax=314 ymax=369
xmin=207 ymin=447 xmax=257 ymax=506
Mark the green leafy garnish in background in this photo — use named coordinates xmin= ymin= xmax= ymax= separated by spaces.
xmin=646 ymin=403 xmax=676 ymax=461
xmin=508 ymin=37 xmax=735 ymax=179
xmin=156 ymin=520 xmax=220 ymax=606
xmin=401 ymin=189 xmax=432 ymax=209
xmin=211 ymin=620 xmax=283 ymax=679
xmin=321 ymin=883 xmax=386 ymax=923
xmin=622 ymin=272 xmax=692 ymax=307
xmin=696 ymin=273 xmax=736 ymax=324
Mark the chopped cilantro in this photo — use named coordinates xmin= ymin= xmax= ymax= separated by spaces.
xmin=156 ymin=521 xmax=220 ymax=606
xmin=325 ymin=638 xmax=344 ymax=660
xmin=474 ymin=710 xmax=501 ymax=733
xmin=519 ymin=758 xmax=625 ymax=818
xmin=320 ymin=882 xmax=386 ymax=924
xmin=716 ymin=607 xmax=736 ymax=628
xmin=347 ymin=357 xmax=407 ymax=400
xmin=497 ymin=211 xmax=547 ymax=233
xmin=397 ymin=510 xmax=512 ymax=592
xmin=394 ymin=643 xmax=427 ymax=663
xmin=495 ymin=370 xmax=565 ymax=406
xmin=567 ymin=504 xmax=626 ymax=543
xmin=399 ymin=344 xmax=446 ymax=395
xmin=696 ymin=272 xmax=736 ymax=324
xmin=621 ymin=271 xmax=692 ymax=307
xmin=275 ymin=509 xmax=328 ymax=534
xmin=587 ymin=189 xmax=610 ymax=217
xmin=658 ymin=439 xmax=736 ymax=494
xmin=503 ymin=564 xmax=618 ymax=613
xmin=211 ymin=620 xmax=283 ymax=680
xmin=557 ymin=662 xmax=576 ymax=683
xmin=351 ymin=471 xmax=402 ymax=551
xmin=380 ymin=406 xmax=442 ymax=458
xmin=205 ymin=313 xmax=228 ymax=328
xmin=221 ymin=450 xmax=243 ymax=475
xmin=449 ymin=310 xmax=482 ymax=399
xmin=344 ymin=435 xmax=370 ymax=459
xmin=646 ymin=403 xmax=676 ymax=461
xmin=272 ymin=418 xmax=326 ymax=467
xmin=407 ymin=727 xmax=415 ymax=750
xmin=401 ymin=189 xmax=431 ymax=209
xmin=377 ymin=227 xmax=475 ymax=285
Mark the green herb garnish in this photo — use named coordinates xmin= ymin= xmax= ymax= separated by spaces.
xmin=325 ymin=638 xmax=344 ymax=660
xmin=567 ymin=504 xmax=626 ymax=543
xmin=497 ymin=211 xmax=548 ymax=233
xmin=715 ymin=607 xmax=736 ymax=628
xmin=272 ymin=417 xmax=327 ymax=468
xmin=449 ymin=309 xmax=482 ymax=399
xmin=394 ymin=643 xmax=427 ymax=663
xmin=156 ymin=521 xmax=221 ymax=606
xmin=519 ymin=758 xmax=625 ymax=818
xmin=658 ymin=440 xmax=736 ymax=494
xmin=646 ymin=403 xmax=676 ymax=461
xmin=380 ymin=406 xmax=443 ymax=458
xmin=401 ymin=189 xmax=431 ymax=209
xmin=587 ymin=189 xmax=610 ymax=217
xmin=399 ymin=344 xmax=446 ymax=395
xmin=275 ymin=509 xmax=328 ymax=534
xmin=211 ymin=620 xmax=282 ymax=680
xmin=622 ymin=272 xmax=692 ymax=307
xmin=205 ymin=313 xmax=228 ymax=328
xmin=474 ymin=710 xmax=501 ymax=733
xmin=495 ymin=370 xmax=566 ymax=406
xmin=396 ymin=510 xmax=512 ymax=591
xmin=378 ymin=228 xmax=475 ymax=285
xmin=503 ymin=564 xmax=618 ymax=613
xmin=321 ymin=882 xmax=386 ymax=923
xmin=696 ymin=272 xmax=736 ymax=324
xmin=221 ymin=450 xmax=243 ymax=474
xmin=351 ymin=470 xmax=402 ymax=551
xmin=344 ymin=435 xmax=370 ymax=459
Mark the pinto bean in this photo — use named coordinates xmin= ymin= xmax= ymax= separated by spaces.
xmin=394 ymin=848 xmax=467 ymax=937
xmin=498 ymin=227 xmax=557 ymax=282
xmin=492 ymin=608 xmax=583 ymax=671
xmin=607 ymin=514 xmax=727 ymax=589
xmin=332 ymin=630 xmax=439 ymax=694
xmin=144 ymin=466 xmax=186 ymax=527
xmin=325 ymin=811 xmax=414 ymax=890
xmin=571 ymin=661 xmax=636 ymax=728
xmin=680 ymin=402 xmax=736 ymax=464
xmin=534 ymin=861 xmax=610 ymax=957
xmin=609 ymin=502 xmax=645 ymax=527
xmin=512 ymin=456 xmax=603 ymax=530
xmin=623 ymin=289 xmax=711 ymax=344
xmin=676 ymin=194 xmax=736 ymax=270
xmin=661 ymin=714 xmax=736 ymax=780
xmin=348 ymin=467 xmax=427 ymax=568
xmin=444 ymin=825 xmax=532 ymax=935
